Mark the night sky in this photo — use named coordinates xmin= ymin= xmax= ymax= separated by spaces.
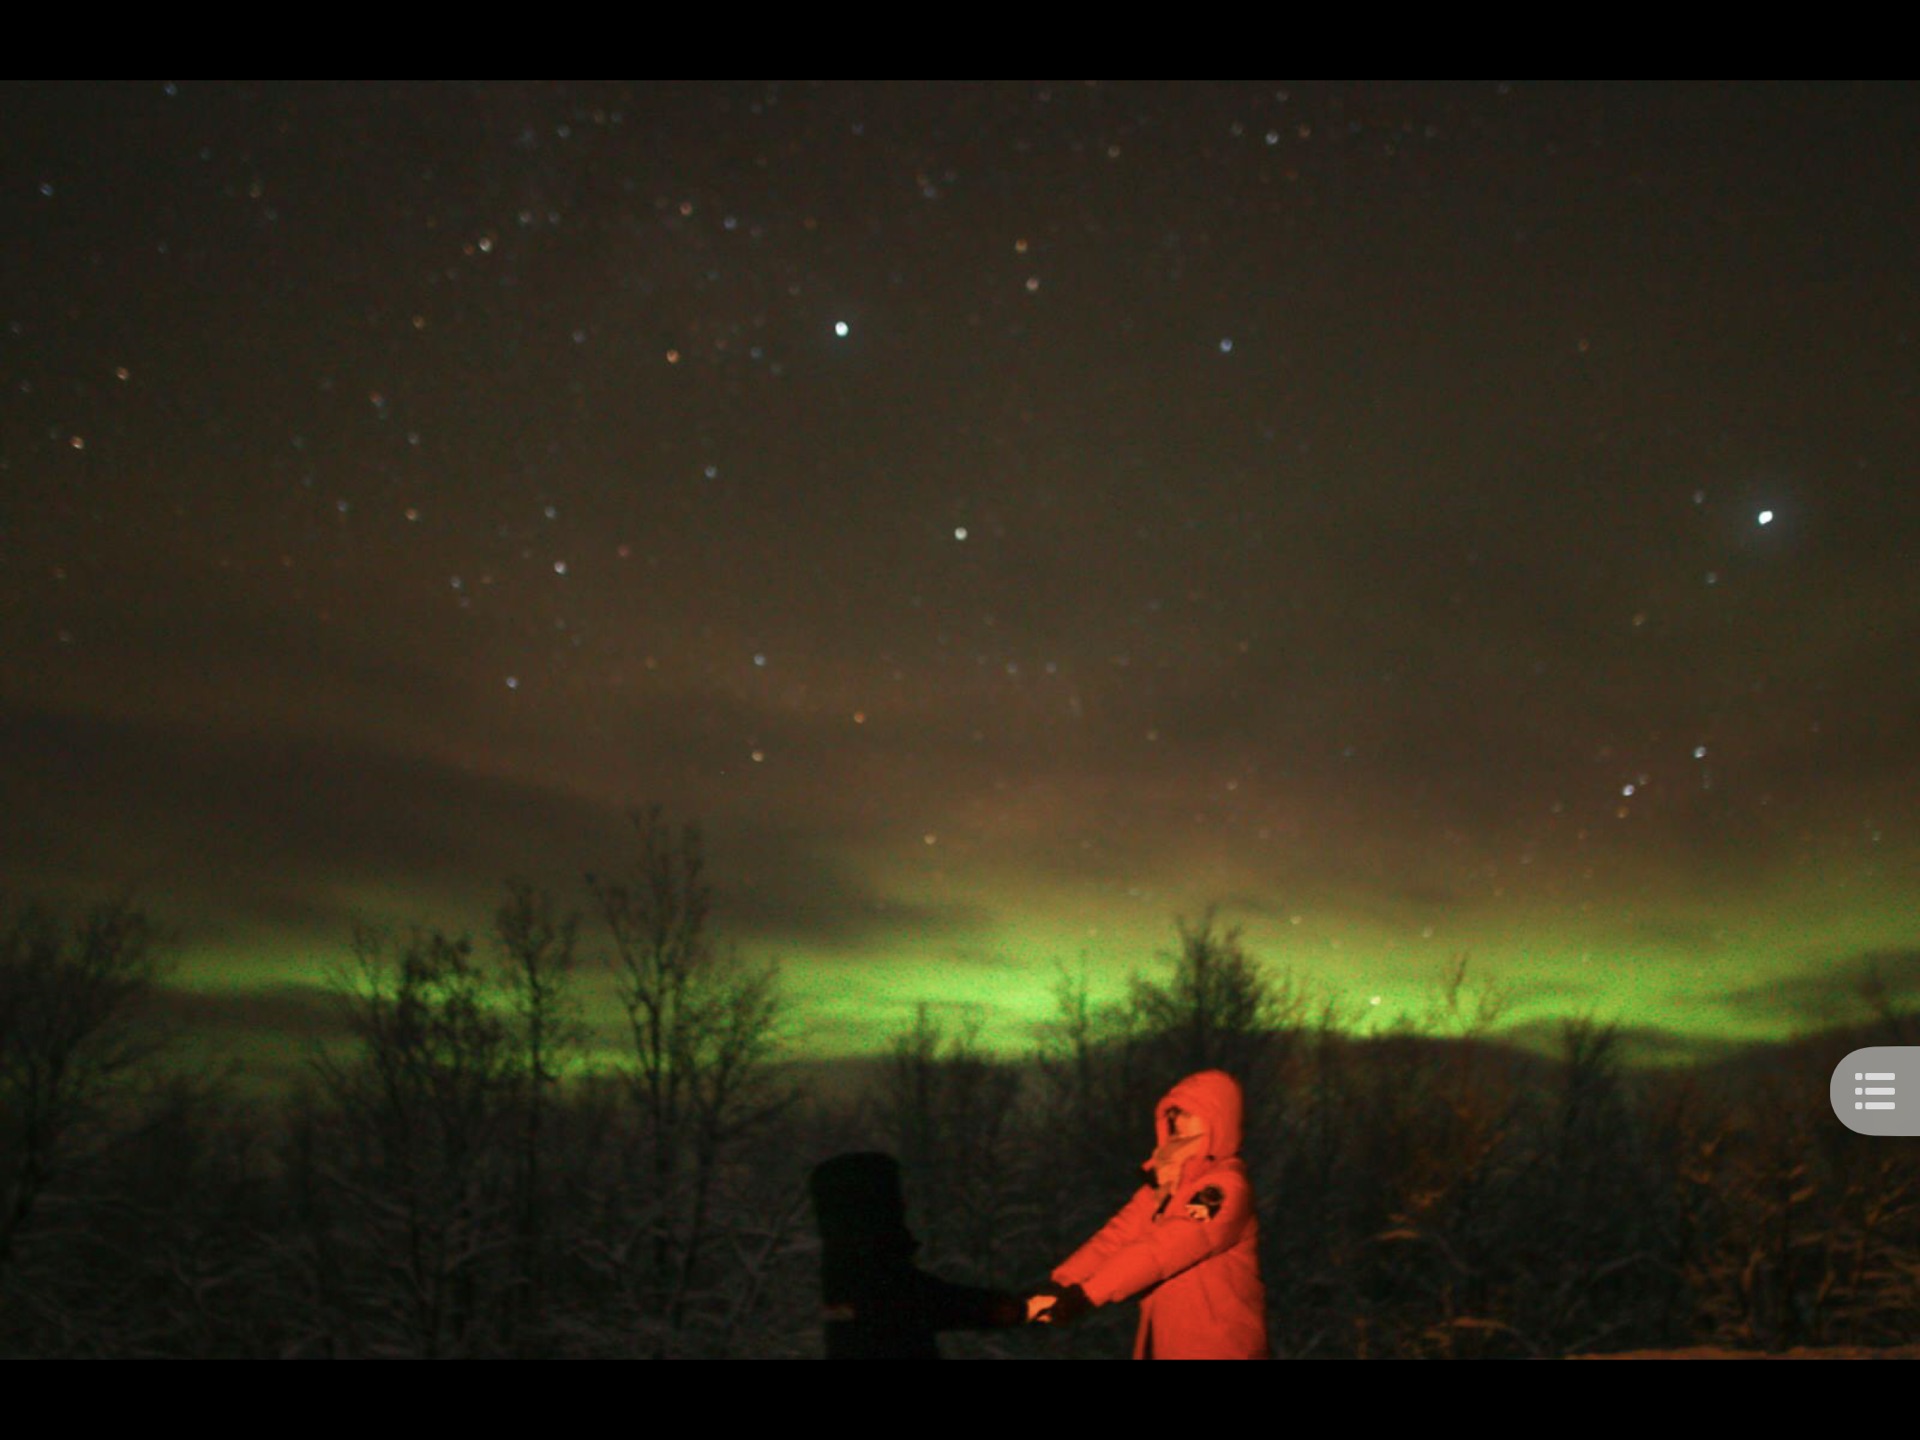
xmin=4 ymin=81 xmax=1916 ymax=1066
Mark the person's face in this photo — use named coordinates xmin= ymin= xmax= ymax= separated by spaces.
xmin=1166 ymin=1106 xmax=1206 ymax=1139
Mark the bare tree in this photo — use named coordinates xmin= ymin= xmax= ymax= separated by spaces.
xmin=587 ymin=807 xmax=791 ymax=1354
xmin=1129 ymin=909 xmax=1306 ymax=1089
xmin=493 ymin=880 xmax=580 ymax=1349
xmin=1854 ymin=952 xmax=1920 ymax=1045
xmin=308 ymin=923 xmax=519 ymax=1356
xmin=0 ymin=900 xmax=162 ymax=1285
xmin=879 ymin=1005 xmax=1028 ymax=1281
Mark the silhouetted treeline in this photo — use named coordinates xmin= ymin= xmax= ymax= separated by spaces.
xmin=4 ymin=845 xmax=1918 ymax=1357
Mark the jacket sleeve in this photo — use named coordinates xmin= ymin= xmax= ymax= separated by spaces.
xmin=896 ymin=1266 xmax=1024 ymax=1332
xmin=1051 ymin=1184 xmax=1159 ymax=1289
xmin=1071 ymin=1172 xmax=1256 ymax=1306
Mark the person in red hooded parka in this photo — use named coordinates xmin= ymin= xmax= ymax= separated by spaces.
xmin=1035 ymin=1069 xmax=1269 ymax=1358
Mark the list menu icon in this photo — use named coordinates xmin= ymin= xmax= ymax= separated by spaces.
xmin=1831 ymin=1047 xmax=1920 ymax=1136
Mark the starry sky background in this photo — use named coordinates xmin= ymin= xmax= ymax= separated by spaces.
xmin=3 ymin=81 xmax=1916 ymax=1069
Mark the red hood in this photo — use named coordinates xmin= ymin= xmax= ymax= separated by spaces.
xmin=1148 ymin=1069 xmax=1245 ymax=1171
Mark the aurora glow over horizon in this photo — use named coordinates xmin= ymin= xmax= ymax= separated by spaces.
xmin=4 ymin=82 xmax=1917 ymax=1067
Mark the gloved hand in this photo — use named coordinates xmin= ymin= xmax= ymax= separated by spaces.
xmin=1029 ymin=1282 xmax=1092 ymax=1327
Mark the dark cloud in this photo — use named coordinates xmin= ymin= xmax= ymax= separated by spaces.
xmin=0 ymin=703 xmax=614 ymax=898
xmin=150 ymin=982 xmax=347 ymax=1048
xmin=1715 ymin=950 xmax=1920 ymax=1029
xmin=0 ymin=688 xmax=1010 ymax=965
xmin=1497 ymin=1016 xmax=1757 ymax=1071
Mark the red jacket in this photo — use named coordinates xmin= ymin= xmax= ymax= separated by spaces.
xmin=1052 ymin=1070 xmax=1269 ymax=1359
